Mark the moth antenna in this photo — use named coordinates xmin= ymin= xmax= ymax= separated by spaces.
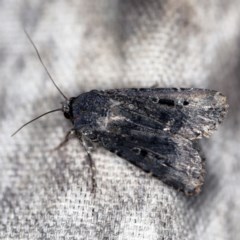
xmin=11 ymin=108 xmax=62 ymax=137
xmin=24 ymin=29 xmax=68 ymax=100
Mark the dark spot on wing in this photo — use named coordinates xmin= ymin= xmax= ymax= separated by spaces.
xmin=158 ymin=99 xmax=175 ymax=106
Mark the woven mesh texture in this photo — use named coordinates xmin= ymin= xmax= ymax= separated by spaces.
xmin=0 ymin=0 xmax=240 ymax=239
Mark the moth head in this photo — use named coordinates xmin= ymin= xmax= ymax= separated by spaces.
xmin=62 ymin=98 xmax=75 ymax=120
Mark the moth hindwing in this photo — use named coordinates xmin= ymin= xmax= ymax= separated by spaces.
xmin=64 ymin=88 xmax=228 ymax=195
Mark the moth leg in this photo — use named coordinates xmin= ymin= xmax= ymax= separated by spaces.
xmin=78 ymin=134 xmax=97 ymax=194
xmin=51 ymin=129 xmax=75 ymax=151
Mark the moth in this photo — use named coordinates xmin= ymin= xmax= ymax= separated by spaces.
xmin=62 ymin=87 xmax=228 ymax=195
xmin=13 ymin=31 xmax=228 ymax=196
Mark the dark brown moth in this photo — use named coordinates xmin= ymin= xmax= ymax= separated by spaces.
xmin=62 ymin=88 xmax=228 ymax=195
xmin=13 ymin=31 xmax=228 ymax=196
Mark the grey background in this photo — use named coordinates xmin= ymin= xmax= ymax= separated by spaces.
xmin=0 ymin=0 xmax=240 ymax=239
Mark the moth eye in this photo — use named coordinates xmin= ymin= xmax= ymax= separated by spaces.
xmin=64 ymin=112 xmax=70 ymax=119
xmin=183 ymin=100 xmax=189 ymax=106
